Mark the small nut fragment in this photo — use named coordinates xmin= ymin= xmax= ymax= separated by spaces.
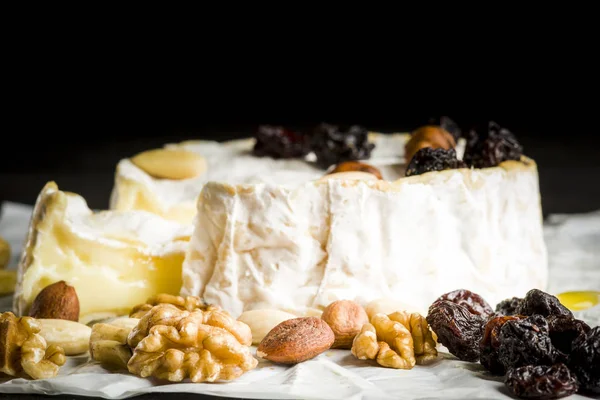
xmin=405 ymin=125 xmax=456 ymax=163
xmin=131 ymin=149 xmax=207 ymax=180
xmin=0 ymin=269 xmax=16 ymax=295
xmin=328 ymin=161 xmax=383 ymax=180
xmin=29 ymin=281 xmax=80 ymax=321
xmin=321 ymin=300 xmax=369 ymax=349
xmin=130 ymin=293 xmax=208 ymax=319
xmin=238 ymin=309 xmax=297 ymax=345
xmin=0 ymin=311 xmax=66 ymax=380
xmin=257 ymin=317 xmax=335 ymax=364
xmin=37 ymin=319 xmax=92 ymax=356
xmin=0 ymin=236 xmax=10 ymax=269
xmin=387 ymin=311 xmax=438 ymax=365
xmin=89 ymin=322 xmax=135 ymax=370
xmin=351 ymin=313 xmax=415 ymax=369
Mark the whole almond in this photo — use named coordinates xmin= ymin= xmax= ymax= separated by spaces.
xmin=29 ymin=281 xmax=80 ymax=321
xmin=238 ymin=309 xmax=297 ymax=345
xmin=37 ymin=319 xmax=91 ymax=355
xmin=256 ymin=317 xmax=334 ymax=364
xmin=131 ymin=149 xmax=207 ymax=180
xmin=321 ymin=300 xmax=369 ymax=349
xmin=329 ymin=161 xmax=383 ymax=180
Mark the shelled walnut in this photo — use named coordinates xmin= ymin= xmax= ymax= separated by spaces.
xmin=129 ymin=293 xmax=208 ymax=318
xmin=126 ymin=304 xmax=257 ymax=383
xmin=351 ymin=312 xmax=438 ymax=369
xmin=0 ymin=312 xmax=66 ymax=380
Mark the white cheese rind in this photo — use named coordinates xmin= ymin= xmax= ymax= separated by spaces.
xmin=182 ymin=158 xmax=547 ymax=318
xmin=13 ymin=182 xmax=192 ymax=323
xmin=109 ymin=134 xmax=414 ymax=223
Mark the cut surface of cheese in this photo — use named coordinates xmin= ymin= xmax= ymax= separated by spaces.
xmin=181 ymin=157 xmax=547 ymax=318
xmin=109 ymin=133 xmax=446 ymax=224
xmin=13 ymin=182 xmax=192 ymax=324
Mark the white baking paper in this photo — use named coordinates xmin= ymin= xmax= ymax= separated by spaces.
xmin=1 ymin=202 xmax=599 ymax=399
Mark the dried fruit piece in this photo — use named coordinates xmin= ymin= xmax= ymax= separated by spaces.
xmin=498 ymin=315 xmax=560 ymax=371
xmin=547 ymin=315 xmax=590 ymax=355
xmin=516 ymin=289 xmax=573 ymax=319
xmin=0 ymin=312 xmax=66 ymax=380
xmin=463 ymin=121 xmax=523 ymax=168
xmin=321 ymin=300 xmax=369 ymax=349
xmin=426 ymin=300 xmax=485 ymax=362
xmin=29 ymin=281 xmax=80 ymax=322
xmin=328 ymin=161 xmax=383 ymax=180
xmin=387 ymin=311 xmax=438 ymax=364
xmin=434 ymin=289 xmax=494 ymax=317
xmin=405 ymin=148 xmax=467 ymax=177
xmin=310 ymin=123 xmax=375 ymax=169
xmin=495 ymin=297 xmax=523 ymax=316
xmin=480 ymin=315 xmax=524 ymax=375
xmin=257 ymin=317 xmax=334 ymax=364
xmin=351 ymin=313 xmax=416 ymax=369
xmin=252 ymin=125 xmax=310 ymax=159
xmin=568 ymin=326 xmax=599 ymax=394
xmin=505 ymin=364 xmax=579 ymax=399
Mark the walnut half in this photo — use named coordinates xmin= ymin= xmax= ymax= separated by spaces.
xmin=0 ymin=312 xmax=66 ymax=380
xmin=126 ymin=304 xmax=257 ymax=383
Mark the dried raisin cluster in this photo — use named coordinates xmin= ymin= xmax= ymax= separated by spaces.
xmin=463 ymin=121 xmax=523 ymax=168
xmin=405 ymin=148 xmax=467 ymax=177
xmin=252 ymin=125 xmax=310 ymax=159
xmin=309 ymin=123 xmax=375 ymax=169
xmin=427 ymin=287 xmax=599 ymax=399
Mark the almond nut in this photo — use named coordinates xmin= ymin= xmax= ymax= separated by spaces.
xmin=256 ymin=317 xmax=334 ymax=364
xmin=321 ymin=300 xmax=369 ymax=349
xmin=37 ymin=319 xmax=92 ymax=355
xmin=0 ymin=236 xmax=10 ymax=269
xmin=131 ymin=149 xmax=207 ymax=180
xmin=328 ymin=161 xmax=383 ymax=180
xmin=238 ymin=309 xmax=297 ymax=345
xmin=317 ymin=171 xmax=379 ymax=183
xmin=29 ymin=281 xmax=80 ymax=321
xmin=0 ymin=270 xmax=16 ymax=295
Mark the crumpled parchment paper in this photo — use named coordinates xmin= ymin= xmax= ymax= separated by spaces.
xmin=1 ymin=202 xmax=598 ymax=400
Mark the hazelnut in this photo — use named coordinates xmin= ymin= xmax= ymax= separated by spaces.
xmin=321 ymin=300 xmax=369 ymax=349
xmin=29 ymin=281 xmax=80 ymax=322
xmin=328 ymin=161 xmax=383 ymax=180
xmin=404 ymin=125 xmax=456 ymax=163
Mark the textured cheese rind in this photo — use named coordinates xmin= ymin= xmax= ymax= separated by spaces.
xmin=109 ymin=134 xmax=415 ymax=223
xmin=181 ymin=158 xmax=547 ymax=318
xmin=13 ymin=182 xmax=192 ymax=323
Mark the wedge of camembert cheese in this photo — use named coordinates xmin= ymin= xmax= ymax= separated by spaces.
xmin=181 ymin=157 xmax=547 ymax=318
xmin=110 ymin=134 xmax=415 ymax=224
xmin=13 ymin=182 xmax=192 ymax=324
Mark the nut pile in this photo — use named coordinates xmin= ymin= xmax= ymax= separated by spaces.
xmin=426 ymin=288 xmax=599 ymax=398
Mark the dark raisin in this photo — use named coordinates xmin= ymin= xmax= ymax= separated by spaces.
xmin=427 ymin=116 xmax=462 ymax=141
xmin=480 ymin=315 xmax=524 ymax=375
xmin=405 ymin=147 xmax=467 ymax=177
xmin=516 ymin=289 xmax=573 ymax=318
xmin=252 ymin=125 xmax=310 ymax=159
xmin=568 ymin=326 xmax=600 ymax=394
xmin=434 ymin=289 xmax=494 ymax=317
xmin=496 ymin=297 xmax=524 ymax=316
xmin=309 ymin=123 xmax=375 ymax=169
xmin=547 ymin=315 xmax=591 ymax=355
xmin=426 ymin=300 xmax=485 ymax=362
xmin=505 ymin=364 xmax=579 ymax=399
xmin=498 ymin=315 xmax=560 ymax=371
xmin=463 ymin=121 xmax=523 ymax=168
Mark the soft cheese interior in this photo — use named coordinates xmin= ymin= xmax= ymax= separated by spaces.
xmin=14 ymin=182 xmax=192 ymax=323
xmin=182 ymin=158 xmax=547 ymax=318
xmin=110 ymin=134 xmax=420 ymax=224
